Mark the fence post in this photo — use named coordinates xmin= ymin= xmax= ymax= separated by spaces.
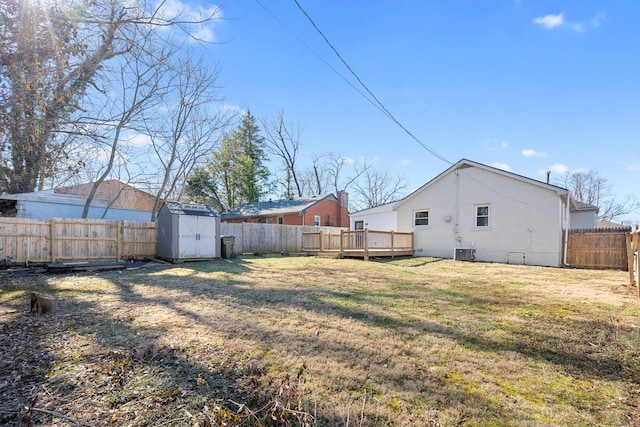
xmin=364 ymin=229 xmax=369 ymax=261
xmin=50 ymin=219 xmax=56 ymax=263
xmin=319 ymin=231 xmax=324 ymax=252
xmin=117 ymin=221 xmax=122 ymax=261
xmin=340 ymin=229 xmax=344 ymax=253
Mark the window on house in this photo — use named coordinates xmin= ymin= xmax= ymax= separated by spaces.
xmin=266 ymin=217 xmax=274 ymax=224
xmin=354 ymin=220 xmax=364 ymax=230
xmin=414 ymin=210 xmax=429 ymax=227
xmin=476 ymin=205 xmax=490 ymax=227
xmin=314 ymin=215 xmax=321 ymax=226
xmin=278 ymin=217 xmax=284 ymax=225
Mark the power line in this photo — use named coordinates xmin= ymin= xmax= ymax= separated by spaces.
xmin=292 ymin=0 xmax=451 ymax=164
xmin=253 ymin=0 xmax=392 ymax=119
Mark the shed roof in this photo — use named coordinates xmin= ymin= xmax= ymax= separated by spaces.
xmin=162 ymin=201 xmax=218 ymax=216
xmin=221 ymin=194 xmax=335 ymax=219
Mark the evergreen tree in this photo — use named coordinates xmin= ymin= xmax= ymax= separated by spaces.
xmin=184 ymin=110 xmax=269 ymax=210
xmin=236 ymin=111 xmax=269 ymax=203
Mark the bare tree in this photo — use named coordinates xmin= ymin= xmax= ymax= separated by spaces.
xmin=557 ymin=170 xmax=639 ymax=222
xmin=81 ymin=39 xmax=169 ymax=218
xmin=262 ymin=111 xmax=303 ymax=198
xmin=1 ymin=0 xmax=221 ymax=194
xmin=147 ymin=52 xmax=230 ymax=220
xmin=298 ymin=152 xmax=368 ymax=198
xmin=350 ymin=167 xmax=407 ymax=211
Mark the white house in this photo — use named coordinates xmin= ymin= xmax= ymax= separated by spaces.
xmin=351 ymin=159 xmax=598 ymax=267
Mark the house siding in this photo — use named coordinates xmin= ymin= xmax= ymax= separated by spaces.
xmin=15 ymin=199 xmax=152 ymax=221
xmin=349 ymin=205 xmax=397 ymax=231
xmin=54 ymin=180 xmax=156 ymax=211
xmin=396 ymin=164 xmax=565 ymax=267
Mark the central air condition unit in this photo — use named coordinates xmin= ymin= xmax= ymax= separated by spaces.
xmin=454 ymin=248 xmax=476 ymax=261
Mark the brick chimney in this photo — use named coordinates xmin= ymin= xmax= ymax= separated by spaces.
xmin=336 ymin=191 xmax=349 ymax=227
xmin=337 ymin=190 xmax=348 ymax=207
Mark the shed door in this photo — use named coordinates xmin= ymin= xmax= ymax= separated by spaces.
xmin=178 ymin=215 xmax=199 ymax=258
xmin=197 ymin=217 xmax=217 ymax=257
xmin=178 ymin=216 xmax=217 ymax=258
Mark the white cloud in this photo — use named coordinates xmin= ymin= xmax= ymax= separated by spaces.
xmin=592 ymin=11 xmax=606 ymax=27
xmin=491 ymin=162 xmax=512 ymax=172
xmin=547 ymin=163 xmax=570 ymax=174
xmin=521 ymin=149 xmax=547 ymax=157
xmin=154 ymin=0 xmax=222 ymax=42
xmin=540 ymin=163 xmax=589 ymax=176
xmin=400 ymin=159 xmax=411 ymax=166
xmin=533 ymin=12 xmax=605 ymax=32
xmin=534 ymin=13 xmax=564 ymax=29
xmin=625 ymin=162 xmax=640 ymax=172
xmin=125 ymin=133 xmax=153 ymax=147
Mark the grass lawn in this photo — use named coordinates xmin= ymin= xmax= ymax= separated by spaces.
xmin=1 ymin=256 xmax=639 ymax=426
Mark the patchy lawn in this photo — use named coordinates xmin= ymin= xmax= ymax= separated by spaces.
xmin=0 ymin=256 xmax=639 ymax=426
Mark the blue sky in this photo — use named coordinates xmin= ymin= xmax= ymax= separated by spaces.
xmin=196 ymin=1 xmax=639 ymax=221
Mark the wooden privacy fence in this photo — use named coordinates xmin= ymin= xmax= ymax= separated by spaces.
xmin=628 ymin=228 xmax=639 ymax=294
xmin=565 ymin=228 xmax=631 ymax=270
xmin=302 ymin=229 xmax=414 ymax=261
xmin=0 ymin=217 xmax=156 ymax=264
xmin=220 ymin=223 xmax=345 ymax=254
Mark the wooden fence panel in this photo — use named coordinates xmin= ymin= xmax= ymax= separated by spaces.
xmin=221 ymin=223 xmax=346 ymax=254
xmin=566 ymin=229 xmax=629 ymax=270
xmin=121 ymin=220 xmax=157 ymax=259
xmin=0 ymin=217 xmax=156 ymax=264
xmin=0 ymin=218 xmax=51 ymax=264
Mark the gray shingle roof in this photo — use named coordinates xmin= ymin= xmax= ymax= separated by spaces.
xmin=221 ymin=195 xmax=334 ymax=218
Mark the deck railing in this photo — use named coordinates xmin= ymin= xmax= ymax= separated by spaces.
xmin=302 ymin=229 xmax=413 ymax=260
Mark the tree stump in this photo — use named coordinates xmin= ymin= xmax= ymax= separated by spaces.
xmin=30 ymin=292 xmax=58 ymax=315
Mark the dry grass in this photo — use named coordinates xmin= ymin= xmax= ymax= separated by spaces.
xmin=1 ymin=256 xmax=639 ymax=426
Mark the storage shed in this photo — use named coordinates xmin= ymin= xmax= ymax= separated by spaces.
xmin=156 ymin=201 xmax=221 ymax=262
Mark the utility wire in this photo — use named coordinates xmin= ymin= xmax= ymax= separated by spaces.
xmin=293 ymin=0 xmax=451 ymax=164
xmin=253 ymin=0 xmax=392 ymax=120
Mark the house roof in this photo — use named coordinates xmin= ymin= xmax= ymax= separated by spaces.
xmin=221 ymin=194 xmax=336 ymax=219
xmin=161 ymin=201 xmax=218 ymax=216
xmin=0 ymin=189 xmax=108 ymax=207
xmin=571 ymin=199 xmax=599 ymax=212
xmin=394 ymin=158 xmax=571 ymax=210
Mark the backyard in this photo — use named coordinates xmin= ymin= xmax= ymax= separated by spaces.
xmin=0 ymin=256 xmax=638 ymax=426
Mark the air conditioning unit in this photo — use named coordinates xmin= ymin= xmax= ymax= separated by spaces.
xmin=454 ymin=248 xmax=476 ymax=261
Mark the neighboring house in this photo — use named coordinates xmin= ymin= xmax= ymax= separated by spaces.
xmin=351 ymin=159 xmax=598 ymax=267
xmin=596 ymin=219 xmax=630 ymax=230
xmin=0 ymin=180 xmax=156 ymax=221
xmin=570 ymin=199 xmax=599 ymax=229
xmin=221 ymin=192 xmax=349 ymax=227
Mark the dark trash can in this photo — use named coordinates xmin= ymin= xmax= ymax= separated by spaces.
xmin=221 ymin=236 xmax=235 ymax=259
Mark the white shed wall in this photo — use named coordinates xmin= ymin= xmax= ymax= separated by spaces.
xmin=395 ymin=165 xmax=565 ymax=267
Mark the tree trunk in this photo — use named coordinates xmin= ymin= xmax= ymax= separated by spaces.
xmin=30 ymin=292 xmax=58 ymax=315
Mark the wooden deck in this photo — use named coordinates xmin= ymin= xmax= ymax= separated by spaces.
xmin=301 ymin=229 xmax=414 ymax=261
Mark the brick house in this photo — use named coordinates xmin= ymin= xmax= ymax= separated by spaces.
xmin=221 ymin=192 xmax=349 ymax=227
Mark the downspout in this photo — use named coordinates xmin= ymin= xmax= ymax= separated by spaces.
xmin=563 ymin=194 xmax=572 ymax=266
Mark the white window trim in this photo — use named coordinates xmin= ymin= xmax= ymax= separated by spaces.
xmin=475 ymin=204 xmax=490 ymax=229
xmin=413 ymin=209 xmax=430 ymax=228
xmin=314 ymin=215 xmax=321 ymax=227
